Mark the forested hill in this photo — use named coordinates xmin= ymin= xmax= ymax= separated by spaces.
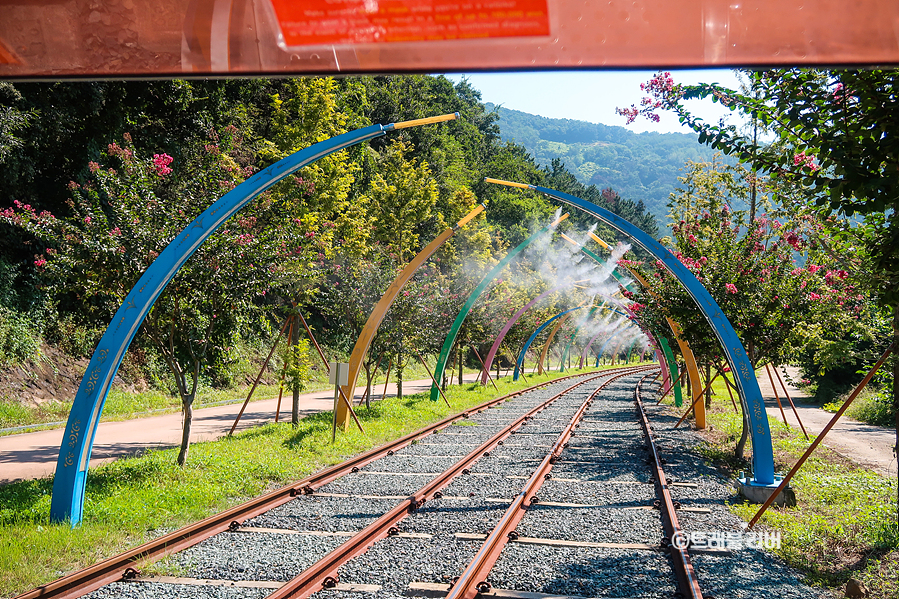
xmin=488 ymin=103 xmax=719 ymax=219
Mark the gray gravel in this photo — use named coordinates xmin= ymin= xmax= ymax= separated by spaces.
xmin=246 ymin=495 xmax=401 ymax=532
xmin=488 ymin=544 xmax=677 ymax=598
xmin=83 ymin=582 xmax=272 ymax=599
xmin=85 ymin=370 xmax=826 ymax=599
xmin=172 ymin=531 xmax=346 ymax=582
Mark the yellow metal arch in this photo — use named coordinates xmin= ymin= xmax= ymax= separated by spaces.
xmin=335 ymin=204 xmax=485 ymax=426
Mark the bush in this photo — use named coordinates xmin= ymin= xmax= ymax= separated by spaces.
xmin=0 ymin=307 xmax=40 ymax=365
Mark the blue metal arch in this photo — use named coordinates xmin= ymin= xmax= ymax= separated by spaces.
xmin=594 ymin=324 xmax=634 ymax=367
xmin=51 ymin=122 xmax=403 ymax=524
xmin=525 ymin=183 xmax=775 ymax=486
xmin=513 ymin=306 xmax=584 ymax=381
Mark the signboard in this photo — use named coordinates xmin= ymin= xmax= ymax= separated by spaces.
xmin=269 ymin=0 xmax=551 ymax=47
xmin=329 ymin=362 xmax=350 ymax=386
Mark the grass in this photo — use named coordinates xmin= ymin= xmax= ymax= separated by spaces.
xmin=663 ymin=372 xmax=898 ymax=598
xmin=822 ymin=388 xmax=896 ymax=429
xmin=0 ymin=365 xmax=618 ymax=598
xmin=0 ymin=354 xmax=457 ymax=434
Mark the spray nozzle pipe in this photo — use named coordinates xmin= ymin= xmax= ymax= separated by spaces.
xmin=550 ymin=213 xmax=569 ymax=227
xmin=386 ymin=112 xmax=459 ymax=131
xmin=454 ymin=204 xmax=486 ymax=229
xmin=589 ymin=231 xmax=612 ymax=251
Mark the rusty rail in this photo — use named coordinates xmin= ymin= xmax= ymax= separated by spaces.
xmin=445 ymin=368 xmax=644 ymax=599
xmin=266 ymin=366 xmax=653 ymax=599
xmin=635 ymin=373 xmax=703 ymax=599
xmin=14 ymin=369 xmax=629 ymax=599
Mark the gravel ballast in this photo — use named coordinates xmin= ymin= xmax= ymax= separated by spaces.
xmin=82 ymin=369 xmax=828 ymax=599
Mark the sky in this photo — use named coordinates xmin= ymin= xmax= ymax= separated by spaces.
xmin=445 ymin=69 xmax=743 ymax=135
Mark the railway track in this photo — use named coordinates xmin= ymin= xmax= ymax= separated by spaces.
xmin=20 ymin=365 xmax=713 ymax=599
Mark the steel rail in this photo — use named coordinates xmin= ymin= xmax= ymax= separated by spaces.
xmin=265 ymin=366 xmax=652 ymax=599
xmin=634 ymin=373 xmax=704 ymax=599
xmin=13 ymin=370 xmax=617 ymax=599
xmin=445 ymin=367 xmax=650 ymax=599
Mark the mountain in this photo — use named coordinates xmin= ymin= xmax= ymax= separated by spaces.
xmin=488 ymin=103 xmax=721 ymax=221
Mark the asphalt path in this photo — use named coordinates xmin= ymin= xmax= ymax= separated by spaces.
xmin=0 ymin=372 xmax=493 ymax=484
xmin=757 ymin=366 xmax=897 ymax=477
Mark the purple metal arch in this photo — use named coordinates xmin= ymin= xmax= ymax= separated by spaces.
xmin=479 ymin=282 xmax=569 ymax=385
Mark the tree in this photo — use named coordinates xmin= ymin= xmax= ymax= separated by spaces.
xmin=365 ymin=139 xmax=439 ymax=262
xmin=620 ymin=69 xmax=899 ymax=501
xmin=1 ymin=129 xmax=323 ymax=465
xmin=622 ymin=159 xmax=864 ymax=457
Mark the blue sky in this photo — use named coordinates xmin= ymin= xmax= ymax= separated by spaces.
xmin=446 ymin=69 xmax=743 ymax=135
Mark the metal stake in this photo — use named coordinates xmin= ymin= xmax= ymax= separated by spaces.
xmin=747 ymin=344 xmax=893 ymax=529
xmin=765 ymin=363 xmax=789 ymax=425
xmin=470 ymin=345 xmax=499 ymax=391
xmin=773 ymin=365 xmax=809 ymax=440
xmin=229 ymin=315 xmax=291 ymax=436
xmin=415 ymin=348 xmax=452 ymax=407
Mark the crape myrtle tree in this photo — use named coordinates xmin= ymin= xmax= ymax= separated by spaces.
xmin=1 ymin=128 xmax=329 ymax=465
xmin=619 ymin=70 xmax=899 ymax=507
xmin=621 ymin=159 xmax=864 ymax=459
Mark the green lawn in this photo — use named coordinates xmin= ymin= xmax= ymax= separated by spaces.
xmin=0 ymin=366 xmax=617 ymax=598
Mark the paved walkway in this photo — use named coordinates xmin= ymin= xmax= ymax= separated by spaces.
xmin=757 ymin=366 xmax=897 ymax=477
xmin=0 ymin=373 xmax=492 ymax=484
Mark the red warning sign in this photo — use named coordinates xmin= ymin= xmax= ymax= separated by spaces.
xmin=270 ymin=0 xmax=550 ymax=46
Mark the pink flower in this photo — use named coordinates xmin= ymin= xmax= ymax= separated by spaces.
xmin=109 ymin=227 xmax=121 ymax=236
xmin=152 ymin=153 xmax=174 ymax=176
xmin=84 ymin=216 xmax=91 ymax=224
xmin=725 ymin=283 xmax=737 ymax=294
xmin=809 ymin=293 xmax=821 ymax=301
xmin=793 ymin=151 xmax=819 ymax=171
xmin=34 ymin=258 xmax=47 ymax=267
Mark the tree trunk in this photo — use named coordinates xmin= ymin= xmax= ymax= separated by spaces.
xmin=177 ymin=395 xmax=194 ymax=466
xmin=705 ymin=363 xmax=712 ymax=409
xmin=291 ymin=319 xmax=300 ymax=425
xmin=458 ymin=346 xmax=463 ymax=385
xmin=735 ymin=409 xmax=750 ymax=461
xmin=396 ymin=351 xmax=403 ymax=400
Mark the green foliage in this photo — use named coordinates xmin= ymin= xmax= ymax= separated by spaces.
xmin=0 ymin=307 xmax=40 ymax=365
xmin=625 ymin=160 xmax=862 ymax=368
xmin=282 ymin=338 xmax=312 ymax=394
xmin=365 ymin=140 xmax=439 ymax=261
xmin=490 ymin=103 xmax=720 ymax=221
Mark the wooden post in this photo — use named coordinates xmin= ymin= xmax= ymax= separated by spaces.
xmin=229 ymin=315 xmax=291 ymax=436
